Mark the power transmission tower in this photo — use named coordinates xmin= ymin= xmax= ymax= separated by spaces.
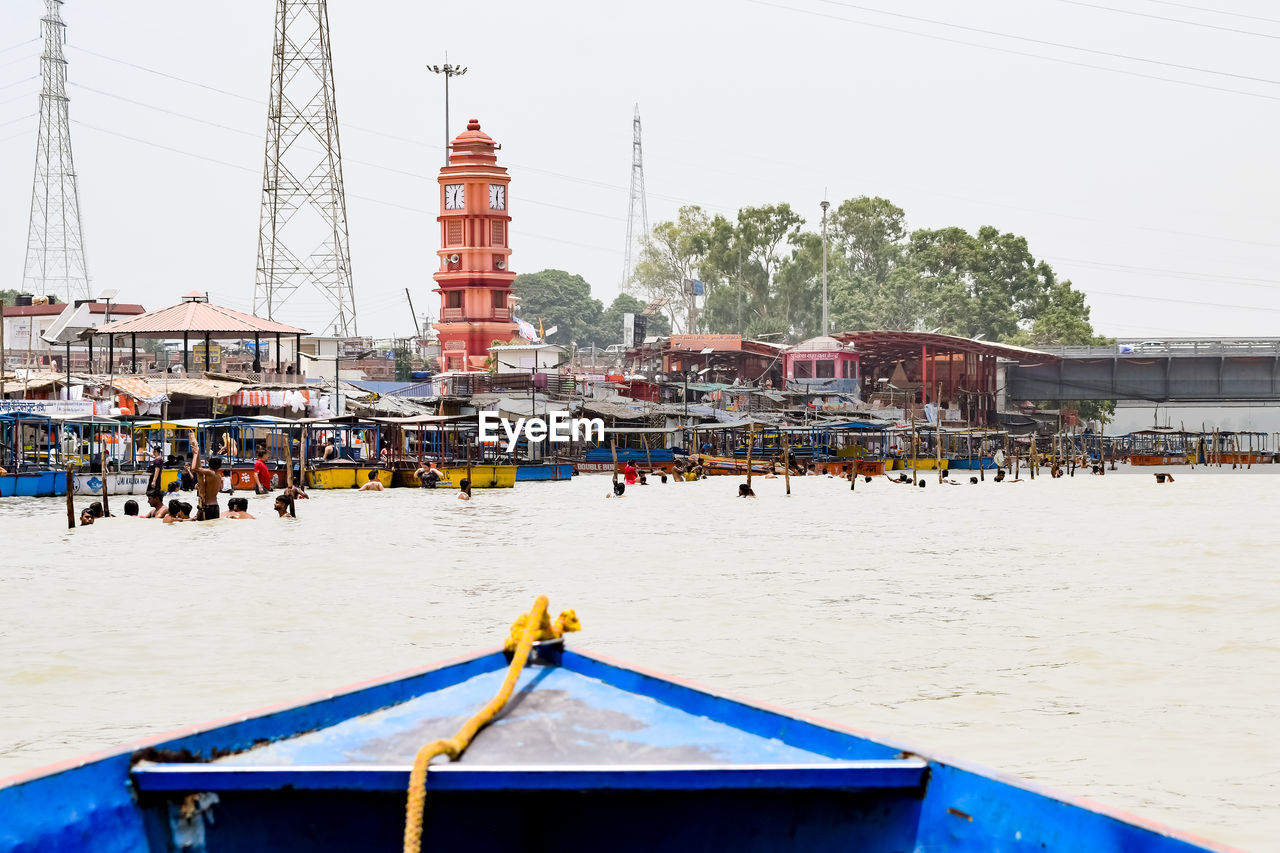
xmin=253 ymin=0 xmax=358 ymax=337
xmin=23 ymin=0 xmax=89 ymax=305
xmin=621 ymin=103 xmax=649 ymax=291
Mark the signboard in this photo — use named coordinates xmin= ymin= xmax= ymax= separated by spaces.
xmin=670 ymin=334 xmax=742 ymax=352
xmin=622 ymin=313 xmax=635 ymax=349
xmin=9 ymin=317 xmax=32 ymax=350
xmin=0 ymin=399 xmax=96 ymax=417
xmin=192 ymin=343 xmax=222 ymax=368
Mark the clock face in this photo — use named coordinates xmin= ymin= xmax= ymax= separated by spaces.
xmin=489 ymin=184 xmax=506 ymax=210
xmin=444 ymin=184 xmax=465 ymax=210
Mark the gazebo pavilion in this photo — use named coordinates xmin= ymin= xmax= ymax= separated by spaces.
xmin=95 ymin=292 xmax=309 ymax=376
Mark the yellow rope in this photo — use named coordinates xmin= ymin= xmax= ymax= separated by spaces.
xmin=402 ymin=595 xmax=579 ymax=853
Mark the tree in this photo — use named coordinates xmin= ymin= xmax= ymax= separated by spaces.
xmin=511 ymin=269 xmax=603 ymax=348
xmin=630 ymin=205 xmax=712 ymax=332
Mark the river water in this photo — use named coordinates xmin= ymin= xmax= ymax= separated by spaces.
xmin=0 ymin=467 xmax=1276 ymax=851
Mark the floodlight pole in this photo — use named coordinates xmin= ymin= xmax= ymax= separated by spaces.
xmin=820 ymin=198 xmax=830 ymax=337
xmin=427 ymin=61 xmax=468 ymax=166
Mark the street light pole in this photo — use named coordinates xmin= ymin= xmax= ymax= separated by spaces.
xmin=820 ymin=198 xmax=830 ymax=337
xmin=426 ymin=61 xmax=468 ymax=167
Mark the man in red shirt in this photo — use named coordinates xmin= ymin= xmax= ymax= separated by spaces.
xmin=254 ymin=449 xmax=273 ymax=494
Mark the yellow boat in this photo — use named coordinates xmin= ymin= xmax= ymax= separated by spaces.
xmin=438 ymin=464 xmax=516 ymax=489
xmin=306 ymin=465 xmax=358 ymax=490
xmin=396 ymin=464 xmax=516 ymax=489
xmin=355 ymin=467 xmax=394 ymax=488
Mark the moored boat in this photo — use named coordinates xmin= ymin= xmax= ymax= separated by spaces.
xmin=0 ymin=601 xmax=1236 ymax=853
xmin=515 ymin=461 xmax=574 ymax=481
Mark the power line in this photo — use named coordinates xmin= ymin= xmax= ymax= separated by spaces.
xmin=1088 ymin=288 xmax=1280 ymax=312
xmin=66 ymin=44 xmax=717 ymax=209
xmin=809 ymin=0 xmax=1280 ymax=86
xmin=69 ymin=80 xmax=628 ymax=223
xmin=747 ymin=0 xmax=1280 ymax=102
xmin=1143 ymin=0 xmax=1280 ymax=27
xmin=0 ymin=75 xmax=38 ymax=92
xmin=1047 ymin=256 xmax=1280 ymax=289
xmin=70 ymin=119 xmax=620 ymax=256
xmin=0 ymin=112 xmax=35 ymax=129
xmin=0 ymin=38 xmax=38 ymax=56
xmin=1054 ymin=0 xmax=1280 ymax=40
xmin=65 ymin=48 xmax=1280 ymax=255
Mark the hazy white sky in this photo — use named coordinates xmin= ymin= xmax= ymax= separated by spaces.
xmin=3 ymin=0 xmax=1280 ymax=343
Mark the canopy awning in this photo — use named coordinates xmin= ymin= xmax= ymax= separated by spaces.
xmin=95 ymin=298 xmax=309 ymax=339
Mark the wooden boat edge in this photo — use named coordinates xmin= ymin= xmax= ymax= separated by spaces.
xmin=0 ymin=645 xmax=1246 ymax=853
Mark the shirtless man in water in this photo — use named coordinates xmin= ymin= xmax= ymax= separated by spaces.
xmin=358 ymin=470 xmax=385 ymax=491
xmin=191 ymin=439 xmax=223 ymax=520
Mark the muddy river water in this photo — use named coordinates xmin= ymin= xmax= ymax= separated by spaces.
xmin=0 ymin=466 xmax=1276 ymax=850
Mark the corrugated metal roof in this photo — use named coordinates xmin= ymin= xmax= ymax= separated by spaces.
xmin=96 ymin=299 xmax=309 ymax=337
xmin=150 ymin=377 xmax=245 ymax=399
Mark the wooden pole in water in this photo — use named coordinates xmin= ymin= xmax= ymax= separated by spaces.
xmin=745 ymin=422 xmax=754 ymax=488
xmin=1029 ymin=431 xmax=1037 ymax=479
xmin=936 ymin=383 xmax=944 ymax=484
xmin=299 ymin=424 xmax=308 ymax=491
xmin=910 ymin=421 xmax=918 ymax=485
xmin=284 ymin=432 xmax=296 ymax=517
xmin=99 ymin=461 xmax=110 ymax=517
xmin=610 ymin=438 xmax=618 ymax=486
xmin=65 ymin=463 xmax=74 ymax=529
xmin=783 ymin=431 xmax=791 ymax=495
xmin=1099 ymin=412 xmax=1106 ymax=475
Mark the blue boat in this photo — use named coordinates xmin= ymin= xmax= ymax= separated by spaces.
xmin=0 ymin=609 xmax=1234 ymax=853
xmin=514 ymin=462 xmax=574 ymax=481
xmin=947 ymin=457 xmax=997 ymax=470
xmin=584 ymin=447 xmax=675 ymax=466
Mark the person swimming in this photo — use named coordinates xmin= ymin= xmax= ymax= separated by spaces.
xmin=122 ymin=499 xmax=139 ymax=517
xmin=225 ymin=497 xmax=255 ymax=519
xmin=458 ymin=478 xmax=472 ymax=501
xmin=737 ymin=483 xmax=756 ymax=497
xmin=358 ymin=470 xmax=385 ymax=491
xmin=163 ymin=500 xmax=192 ymax=523
xmin=606 ymin=481 xmax=625 ymax=498
xmin=415 ymin=462 xmax=442 ymax=489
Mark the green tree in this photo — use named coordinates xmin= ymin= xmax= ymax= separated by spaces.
xmin=511 ymin=269 xmax=603 ymax=348
xmin=630 ymin=205 xmax=712 ymax=332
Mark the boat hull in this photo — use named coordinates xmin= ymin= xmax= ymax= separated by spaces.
xmin=0 ymin=647 xmax=1229 ymax=853
xmin=307 ymin=466 xmax=358 ymax=490
xmin=1130 ymin=454 xmax=1190 ymax=466
xmin=1 ymin=471 xmax=67 ymax=497
xmin=515 ymin=463 xmax=574 ymax=481
xmin=72 ymin=473 xmax=155 ymax=496
xmin=947 ymin=457 xmax=997 ymax=470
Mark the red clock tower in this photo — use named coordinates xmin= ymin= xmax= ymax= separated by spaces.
xmin=432 ymin=118 xmax=517 ymax=371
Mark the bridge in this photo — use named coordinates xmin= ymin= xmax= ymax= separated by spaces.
xmin=1006 ymin=338 xmax=1280 ymax=403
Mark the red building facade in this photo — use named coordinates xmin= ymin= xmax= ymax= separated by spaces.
xmin=432 ymin=119 xmax=517 ymax=371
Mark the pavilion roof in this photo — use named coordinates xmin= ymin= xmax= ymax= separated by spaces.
xmin=95 ymin=298 xmax=308 ymax=338
xmin=832 ymin=331 xmax=1058 ymax=364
